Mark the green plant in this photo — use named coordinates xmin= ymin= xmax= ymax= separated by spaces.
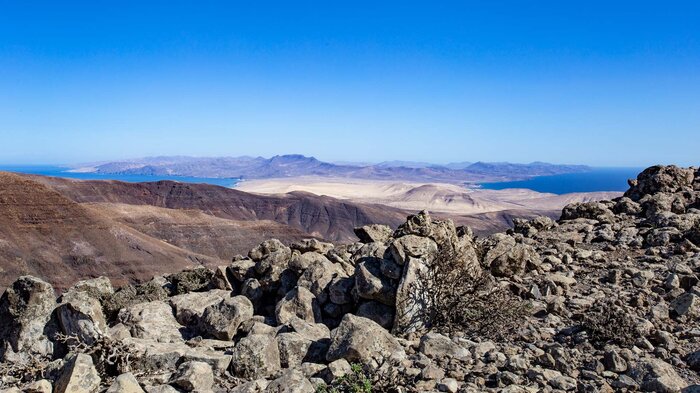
xmin=316 ymin=363 xmax=373 ymax=393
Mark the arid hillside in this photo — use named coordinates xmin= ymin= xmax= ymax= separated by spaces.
xmin=0 ymin=172 xmax=226 ymax=290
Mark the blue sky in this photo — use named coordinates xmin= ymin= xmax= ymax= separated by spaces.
xmin=1 ymin=1 xmax=698 ymax=166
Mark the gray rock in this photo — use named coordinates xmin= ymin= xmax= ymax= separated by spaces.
xmin=671 ymin=293 xmax=699 ymax=318
xmin=356 ymin=301 xmax=395 ymax=329
xmin=276 ymin=287 xmax=321 ymax=325
xmin=354 ymin=225 xmax=393 ymax=244
xmin=326 ymin=314 xmax=404 ymax=365
xmin=54 ymin=353 xmax=101 ymax=393
xmin=171 ymin=361 xmax=214 ymax=392
xmin=628 ymin=357 xmax=687 ymax=393
xmin=389 ymin=235 xmax=438 ymax=265
xmin=57 ymin=289 xmax=108 ymax=345
xmin=106 ymin=373 xmax=145 ymax=393
xmin=419 ymin=332 xmax=470 ymax=361
xmin=169 ymin=289 xmax=231 ymax=326
xmin=354 ymin=258 xmax=396 ymax=306
xmin=199 ymin=295 xmax=254 ymax=340
xmin=0 ymin=276 xmax=56 ymax=360
xmin=291 ymin=239 xmax=335 ymax=254
xmin=118 ymin=301 xmax=183 ymax=343
xmin=230 ymin=334 xmax=281 ymax=379
xmin=265 ymin=369 xmax=315 ymax=393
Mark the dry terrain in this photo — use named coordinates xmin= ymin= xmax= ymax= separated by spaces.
xmin=236 ymin=177 xmax=620 ymax=215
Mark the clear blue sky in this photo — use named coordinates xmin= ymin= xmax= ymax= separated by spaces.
xmin=1 ymin=1 xmax=698 ymax=166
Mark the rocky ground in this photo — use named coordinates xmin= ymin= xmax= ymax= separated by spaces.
xmin=0 ymin=165 xmax=699 ymax=392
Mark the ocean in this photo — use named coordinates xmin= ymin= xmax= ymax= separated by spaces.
xmin=0 ymin=165 xmax=240 ymax=188
xmin=478 ymin=167 xmax=645 ymax=194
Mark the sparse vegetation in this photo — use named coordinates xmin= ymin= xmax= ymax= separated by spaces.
xmin=582 ymin=299 xmax=638 ymax=347
xmin=423 ymin=244 xmax=531 ymax=340
xmin=316 ymin=363 xmax=373 ymax=393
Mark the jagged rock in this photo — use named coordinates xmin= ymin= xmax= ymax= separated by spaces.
xmin=328 ymin=277 xmax=354 ymax=305
xmin=230 ymin=334 xmax=281 ymax=379
xmin=628 ymin=357 xmax=687 ymax=393
xmin=354 ymin=258 xmax=396 ymax=306
xmin=389 ymin=235 xmax=438 ymax=265
xmin=561 ymin=202 xmax=616 ymax=223
xmin=289 ymin=252 xmax=331 ymax=273
xmin=670 ymin=293 xmax=699 ymax=318
xmin=228 ymin=259 xmax=256 ymax=282
xmin=118 ymin=301 xmax=183 ymax=343
xmin=356 ymin=301 xmax=395 ymax=329
xmin=326 ymin=358 xmax=352 ymax=381
xmin=0 ymin=276 xmax=55 ymax=360
xmin=210 ymin=266 xmax=233 ymax=291
xmin=392 ymin=256 xmax=430 ymax=334
xmin=199 ymin=295 xmax=254 ymax=340
xmin=686 ymin=350 xmax=700 ymax=371
xmin=276 ymin=331 xmax=329 ymax=367
xmin=296 ymin=259 xmax=346 ymax=304
xmin=419 ymin=332 xmax=470 ymax=361
xmin=394 ymin=210 xmax=432 ymax=238
xmin=54 ymin=353 xmax=100 ymax=393
xmin=250 ymin=239 xmax=292 ymax=291
xmin=56 ymin=289 xmax=107 ymax=344
xmin=106 ymin=373 xmax=145 ymax=393
xmin=483 ymin=234 xmax=540 ymax=277
xmin=265 ymin=369 xmax=315 ymax=393
xmin=276 ymin=287 xmax=322 ymax=325
xmin=170 ymin=361 xmax=214 ymax=392
xmin=291 ymin=239 xmax=334 ymax=254
xmin=102 ymin=279 xmax=169 ymax=321
xmin=124 ymin=337 xmax=231 ymax=374
xmin=354 ymin=225 xmax=393 ymax=243
xmin=169 ymin=289 xmax=231 ymax=326
xmin=626 ymin=165 xmax=695 ymax=201
xmin=326 ymin=314 xmax=404 ymax=365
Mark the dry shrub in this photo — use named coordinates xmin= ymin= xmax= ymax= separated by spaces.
xmin=0 ymin=355 xmax=49 ymax=388
xmin=56 ymin=333 xmax=137 ymax=382
xmin=423 ymin=244 xmax=531 ymax=340
xmin=582 ymin=299 xmax=638 ymax=347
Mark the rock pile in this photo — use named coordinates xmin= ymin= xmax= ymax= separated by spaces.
xmin=0 ymin=165 xmax=698 ymax=392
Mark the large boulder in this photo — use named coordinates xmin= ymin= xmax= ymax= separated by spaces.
xmin=354 ymin=225 xmax=393 ymax=244
xmin=291 ymin=239 xmax=334 ymax=254
xmin=627 ymin=358 xmax=687 ymax=393
xmin=389 ymin=235 xmax=438 ymax=265
xmin=275 ymin=287 xmax=322 ymax=325
xmin=392 ymin=256 xmax=431 ymax=334
xmin=483 ymin=234 xmax=540 ymax=277
xmin=0 ymin=276 xmax=56 ymax=360
xmin=297 ymin=259 xmax=346 ymax=304
xmin=229 ymin=334 xmax=281 ymax=379
xmin=393 ymin=210 xmax=433 ymax=238
xmin=124 ymin=337 xmax=231 ymax=374
xmin=170 ymin=361 xmax=214 ymax=392
xmin=199 ymin=295 xmax=253 ymax=340
xmin=354 ymin=258 xmax=397 ymax=306
xmin=56 ymin=289 xmax=108 ymax=345
xmin=54 ymin=353 xmax=101 ymax=393
xmin=326 ymin=314 xmax=404 ymax=366
xmin=169 ymin=289 xmax=231 ymax=326
xmin=625 ymin=165 xmax=695 ymax=201
xmin=167 ymin=267 xmax=215 ymax=295
xmin=561 ymin=202 xmax=615 ymax=223
xmin=265 ymin=369 xmax=315 ymax=393
xmin=118 ymin=301 xmax=183 ymax=343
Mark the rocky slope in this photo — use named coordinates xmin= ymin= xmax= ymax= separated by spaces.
xmin=0 ymin=165 xmax=699 ymax=393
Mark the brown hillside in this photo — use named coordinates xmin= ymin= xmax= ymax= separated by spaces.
xmin=31 ymin=176 xmax=409 ymax=241
xmin=0 ymin=172 xmax=226 ymax=291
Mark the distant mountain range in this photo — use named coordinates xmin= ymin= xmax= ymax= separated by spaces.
xmin=71 ymin=155 xmax=590 ymax=183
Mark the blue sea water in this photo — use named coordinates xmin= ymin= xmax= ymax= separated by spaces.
xmin=478 ymin=167 xmax=644 ymax=195
xmin=0 ymin=165 xmax=239 ymax=188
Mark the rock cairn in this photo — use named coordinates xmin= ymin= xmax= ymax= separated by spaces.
xmin=0 ymin=165 xmax=698 ymax=392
